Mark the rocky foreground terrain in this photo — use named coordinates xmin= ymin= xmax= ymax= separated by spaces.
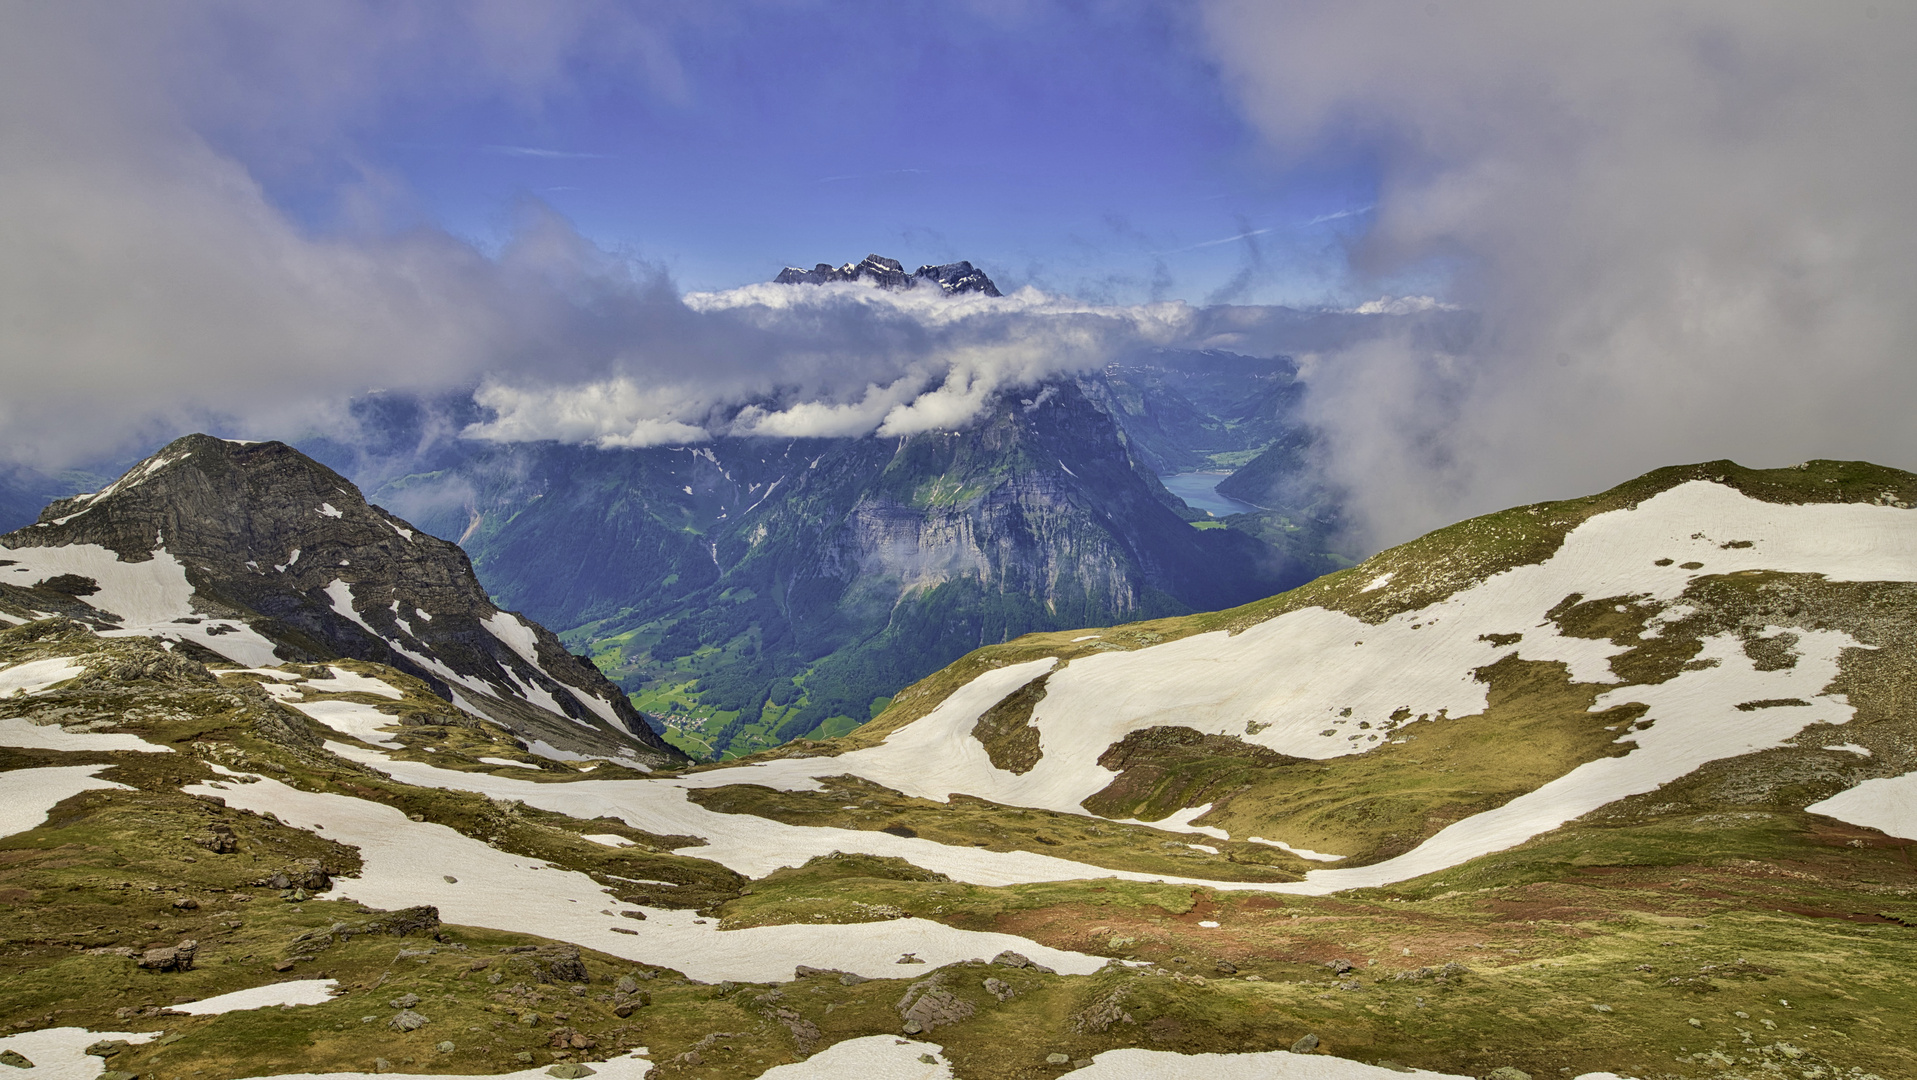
xmin=1 ymin=455 xmax=1913 ymax=1080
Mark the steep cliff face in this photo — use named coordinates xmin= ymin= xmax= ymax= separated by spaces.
xmin=396 ymin=382 xmax=1303 ymax=758
xmin=0 ymin=435 xmax=685 ymax=766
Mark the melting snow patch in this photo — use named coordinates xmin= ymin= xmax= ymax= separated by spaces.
xmin=581 ymin=833 xmax=634 ymax=846
xmin=0 ymin=717 xmax=166 ymax=754
xmin=1072 ymin=635 xmax=1101 ymax=642
xmin=756 ymin=1036 xmax=950 ymax=1078
xmin=0 ymin=766 xmax=131 ymax=839
xmin=290 ymin=700 xmax=403 ymax=747
xmin=1807 ymin=770 xmax=1917 ymax=842
xmin=1186 ymin=844 xmax=1219 ymax=855
xmin=183 ymin=771 xmax=1107 ymax=983
xmin=481 ymin=757 xmax=543 ymax=770
xmin=1822 ymin=743 xmax=1871 ymax=756
xmin=175 ymin=979 xmax=338 ymax=1014
xmin=1360 ymin=572 xmax=1394 ymax=592
xmin=0 ymin=1028 xmax=158 ymax=1080
xmin=1246 ymin=837 xmax=1345 ymax=862
xmin=316 ymin=503 xmax=343 ymax=518
xmin=0 ymin=657 xmax=86 ymax=697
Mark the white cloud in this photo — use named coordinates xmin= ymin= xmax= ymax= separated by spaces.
xmin=1201 ymin=1 xmax=1917 ymax=545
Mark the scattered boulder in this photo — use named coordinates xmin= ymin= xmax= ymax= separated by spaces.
xmin=991 ymin=950 xmax=1055 ymax=973
xmin=896 ymin=953 xmax=925 ymax=964
xmin=1326 ymin=959 xmax=1355 ymax=974
xmin=388 ymin=1010 xmax=429 ymax=1032
xmin=1486 ymin=1069 xmax=1532 ymax=1080
xmin=615 ymin=976 xmax=641 ymax=995
xmin=433 ymin=1042 xmax=454 ymax=1054
xmin=84 ymin=1042 xmax=131 ymax=1058
xmin=388 ymin=993 xmax=420 ymax=1010
xmin=984 ymin=977 xmax=1015 ymax=1002
xmin=547 ymin=1028 xmax=594 ymax=1051
xmin=1291 ymin=1034 xmax=1319 ymax=1054
xmin=0 ymin=1050 xmax=32 ymax=1069
xmin=1214 ymin=960 xmax=1238 ymax=975
xmin=1046 ymin=1054 xmax=1070 ymax=1064
xmin=547 ymin=1067 xmax=596 ymax=1079
xmin=137 ymin=940 xmax=197 ymax=972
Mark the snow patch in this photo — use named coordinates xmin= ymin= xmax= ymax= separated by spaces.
xmin=757 ymin=1036 xmax=950 ymax=1078
xmin=184 ymin=771 xmax=1108 ymax=983
xmin=0 ymin=766 xmax=131 ymax=839
xmin=480 ymin=757 xmax=543 ymax=770
xmin=1360 ymin=572 xmax=1394 ymax=592
xmin=1247 ymin=837 xmax=1345 ymax=862
xmin=1807 ymin=770 xmax=1917 ymax=841
xmin=0 ymin=1028 xmax=158 ymax=1080
xmin=0 ymin=657 xmax=86 ymax=697
xmin=175 ymin=979 xmax=338 ymax=1014
xmin=316 ymin=503 xmax=343 ymax=518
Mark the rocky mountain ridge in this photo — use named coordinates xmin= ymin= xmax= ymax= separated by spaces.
xmin=0 ymin=435 xmax=685 ymax=767
xmin=775 ymin=254 xmax=1002 ymax=296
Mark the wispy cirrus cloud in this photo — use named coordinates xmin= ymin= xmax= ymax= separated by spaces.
xmin=483 ymin=145 xmax=614 ymax=160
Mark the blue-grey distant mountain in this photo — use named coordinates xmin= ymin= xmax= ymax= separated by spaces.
xmin=371 ymin=369 xmax=1328 ymax=760
xmin=775 ymin=254 xmax=1002 ymax=296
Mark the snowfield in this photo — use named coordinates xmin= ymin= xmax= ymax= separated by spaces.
xmin=183 ymin=771 xmax=1110 ymax=984
xmin=666 ymin=481 xmax=1907 ymax=891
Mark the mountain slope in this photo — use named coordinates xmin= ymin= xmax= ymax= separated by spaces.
xmin=694 ymin=459 xmax=1917 ymax=885
xmin=386 ymin=380 xmax=1310 ymax=760
xmin=3 ymin=461 xmax=1914 ymax=1080
xmin=0 ymin=435 xmax=685 ymax=767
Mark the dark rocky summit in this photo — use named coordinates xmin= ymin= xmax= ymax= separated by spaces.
xmin=775 ymin=254 xmax=1002 ymax=297
xmin=0 ymin=434 xmax=685 ymax=766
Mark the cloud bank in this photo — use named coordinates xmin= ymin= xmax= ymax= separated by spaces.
xmin=1201 ymin=1 xmax=1917 ymax=544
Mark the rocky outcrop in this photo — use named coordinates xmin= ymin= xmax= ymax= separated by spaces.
xmin=0 ymin=435 xmax=685 ymax=767
xmin=775 ymin=254 xmax=1002 ymax=296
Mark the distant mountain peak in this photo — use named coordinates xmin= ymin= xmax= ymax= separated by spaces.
xmin=775 ymin=254 xmax=1001 ymax=297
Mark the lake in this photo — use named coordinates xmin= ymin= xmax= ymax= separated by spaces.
xmin=1157 ymin=472 xmax=1261 ymax=518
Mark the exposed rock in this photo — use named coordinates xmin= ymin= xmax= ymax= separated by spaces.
xmin=1069 ymin=985 xmax=1135 ymax=1035
xmin=1486 ymin=1069 xmax=1532 ymax=1080
xmin=0 ymin=1050 xmax=32 ymax=1069
xmin=388 ymin=1010 xmax=429 ymax=1032
xmin=433 ymin=1042 xmax=454 ymax=1054
xmin=546 ymin=1065 xmax=596 ymax=1079
xmin=992 ymin=950 xmax=1055 ymax=974
xmin=774 ymin=254 xmax=1002 ymax=297
xmin=897 ymin=972 xmax=975 ymax=1034
xmin=1214 ymin=960 xmax=1238 ymax=975
xmin=1290 ymin=1033 xmax=1319 ymax=1054
xmin=136 ymin=940 xmax=197 ymax=971
xmin=84 ymin=1042 xmax=130 ymax=1058
xmin=547 ymin=1028 xmax=594 ymax=1051
xmin=388 ymin=993 xmax=420 ymax=1009
xmin=983 ymin=977 xmax=1015 ymax=1002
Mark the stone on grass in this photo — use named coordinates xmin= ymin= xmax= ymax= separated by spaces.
xmin=1046 ymin=1054 xmax=1070 ymax=1064
xmin=1486 ymin=1069 xmax=1531 ymax=1080
xmin=984 ymin=977 xmax=1015 ymax=1002
xmin=388 ymin=1010 xmax=429 ymax=1032
xmin=388 ymin=993 xmax=420 ymax=1009
xmin=1290 ymin=1033 xmax=1319 ymax=1053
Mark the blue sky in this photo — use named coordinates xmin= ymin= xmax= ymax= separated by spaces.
xmin=242 ymin=3 xmax=1376 ymax=304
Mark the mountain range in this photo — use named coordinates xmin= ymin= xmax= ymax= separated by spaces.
xmin=1 ymin=451 xmax=1911 ymax=1080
